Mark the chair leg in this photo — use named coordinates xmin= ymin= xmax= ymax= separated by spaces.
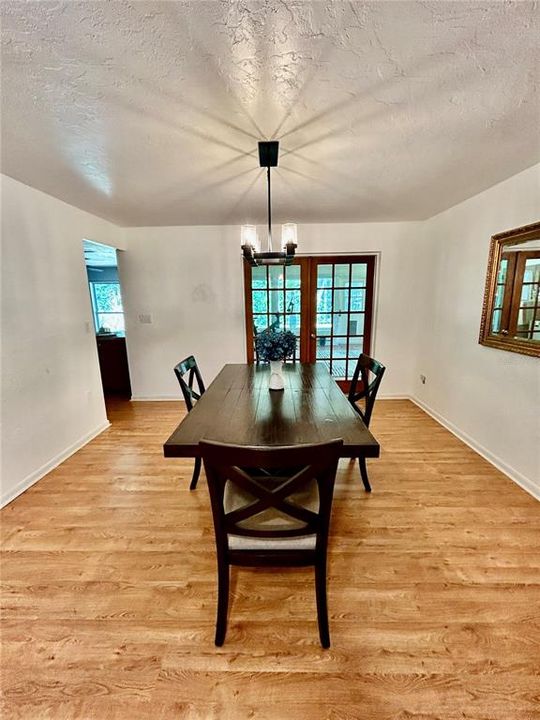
xmin=215 ymin=560 xmax=229 ymax=647
xmin=190 ymin=457 xmax=201 ymax=490
xmin=315 ymin=559 xmax=330 ymax=649
xmin=358 ymin=457 xmax=372 ymax=493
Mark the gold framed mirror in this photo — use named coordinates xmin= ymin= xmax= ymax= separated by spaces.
xmin=479 ymin=221 xmax=540 ymax=357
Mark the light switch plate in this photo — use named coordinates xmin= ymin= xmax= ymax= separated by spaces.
xmin=138 ymin=313 xmax=153 ymax=324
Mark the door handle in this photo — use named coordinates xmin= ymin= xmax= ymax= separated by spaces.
xmin=310 ymin=333 xmax=316 ymax=339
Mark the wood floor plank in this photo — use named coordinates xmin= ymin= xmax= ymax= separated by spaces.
xmin=1 ymin=398 xmax=538 ymax=720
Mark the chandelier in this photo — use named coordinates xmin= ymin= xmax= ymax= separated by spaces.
xmin=241 ymin=141 xmax=298 ymax=266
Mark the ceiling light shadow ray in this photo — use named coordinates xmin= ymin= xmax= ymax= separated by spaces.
xmin=224 ymin=168 xmax=264 ymax=223
xmin=279 ymin=146 xmax=372 ymax=189
xmin=41 ymin=33 xmax=263 ymax=150
xmin=162 ymin=165 xmax=259 ymax=207
xmin=112 ymin=91 xmax=257 ymax=158
xmin=141 ymin=151 xmax=253 ymax=206
xmin=278 ymin=45 xmax=472 ymax=142
xmin=278 ymin=166 xmax=358 ymax=199
xmin=270 ymin=40 xmax=337 ymax=140
xmin=165 ymin=2 xmax=266 ymax=140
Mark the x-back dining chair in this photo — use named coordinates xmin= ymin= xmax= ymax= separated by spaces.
xmin=347 ymin=353 xmax=386 ymax=492
xmin=200 ymin=439 xmax=343 ymax=648
xmin=173 ymin=355 xmax=206 ymax=490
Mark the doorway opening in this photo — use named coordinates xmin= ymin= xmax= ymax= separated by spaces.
xmin=243 ymin=255 xmax=376 ymax=392
xmin=83 ymin=240 xmax=132 ymax=400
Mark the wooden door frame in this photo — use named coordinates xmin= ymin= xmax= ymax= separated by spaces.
xmin=307 ymin=254 xmax=375 ymax=358
xmin=242 ymin=257 xmax=309 ymax=363
xmin=243 ymin=254 xmax=377 ymax=381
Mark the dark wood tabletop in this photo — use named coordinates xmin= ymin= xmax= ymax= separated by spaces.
xmin=163 ymin=363 xmax=380 ymax=459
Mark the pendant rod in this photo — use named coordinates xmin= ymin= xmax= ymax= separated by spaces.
xmin=267 ymin=166 xmax=272 ymax=252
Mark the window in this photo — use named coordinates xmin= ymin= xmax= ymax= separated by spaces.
xmin=89 ymin=282 xmax=125 ymax=335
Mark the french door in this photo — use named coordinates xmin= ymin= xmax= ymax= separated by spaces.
xmin=243 ymin=255 xmax=376 ymax=391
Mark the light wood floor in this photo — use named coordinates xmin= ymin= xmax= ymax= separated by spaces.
xmin=1 ymin=399 xmax=538 ymax=720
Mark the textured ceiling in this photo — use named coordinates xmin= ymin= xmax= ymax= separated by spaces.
xmin=1 ymin=1 xmax=539 ymax=226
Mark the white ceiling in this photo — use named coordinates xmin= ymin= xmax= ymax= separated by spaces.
xmin=1 ymin=1 xmax=539 ymax=226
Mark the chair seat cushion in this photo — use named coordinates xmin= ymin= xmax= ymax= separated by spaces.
xmin=228 ymin=533 xmax=316 ymax=550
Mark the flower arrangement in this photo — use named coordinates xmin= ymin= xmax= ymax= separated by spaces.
xmin=255 ymin=328 xmax=296 ymax=362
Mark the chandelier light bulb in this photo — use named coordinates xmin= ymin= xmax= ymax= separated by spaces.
xmin=241 ymin=225 xmax=260 ymax=253
xmin=281 ymin=223 xmax=298 ymax=250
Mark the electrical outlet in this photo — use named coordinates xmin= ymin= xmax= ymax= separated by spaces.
xmin=138 ymin=313 xmax=153 ymax=324
xmin=420 ymin=374 xmax=426 ymax=385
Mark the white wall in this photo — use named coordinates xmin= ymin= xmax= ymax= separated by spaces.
xmin=0 ymin=175 xmax=124 ymax=506
xmin=412 ymin=164 xmax=540 ymax=496
xmin=121 ymin=222 xmax=422 ymax=399
xmin=119 ymin=226 xmax=247 ymax=399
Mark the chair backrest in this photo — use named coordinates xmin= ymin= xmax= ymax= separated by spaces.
xmin=347 ymin=353 xmax=386 ymax=427
xmin=200 ymin=440 xmax=343 ymax=555
xmin=173 ymin=355 xmax=205 ymax=412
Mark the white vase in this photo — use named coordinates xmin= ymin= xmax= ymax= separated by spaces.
xmin=269 ymin=360 xmax=285 ymax=391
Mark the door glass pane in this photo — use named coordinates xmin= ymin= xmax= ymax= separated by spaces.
xmin=520 ymin=284 xmax=537 ymax=304
xmin=285 ymin=290 xmax=301 ymax=313
xmin=491 ymin=309 xmax=502 ymax=333
xmin=524 ymin=258 xmax=540 ymax=283
xmin=348 ymin=336 xmax=364 ymax=358
xmin=348 ymin=313 xmax=365 ymax=336
xmin=333 ymin=289 xmax=349 ymax=312
xmin=252 ymin=290 xmax=268 ymax=313
xmin=285 ymin=314 xmax=301 ymax=334
xmin=252 ymin=266 xmax=267 ymax=288
xmin=317 ymin=265 xmax=333 ymax=287
xmin=494 ymin=284 xmax=504 ymax=308
xmin=316 ymin=286 xmax=332 ymax=313
xmin=350 ymin=289 xmax=365 ymax=311
xmin=269 ymin=266 xmax=284 ymax=288
xmin=334 ymin=264 xmax=350 ymax=287
xmin=517 ymin=308 xmax=533 ymax=329
xmin=497 ymin=258 xmax=508 ymax=283
xmin=331 ymin=358 xmax=346 ymax=379
xmin=351 ymin=264 xmax=367 ymax=287
xmin=316 ymin=314 xmax=331 ymax=335
xmin=332 ymin=337 xmax=347 ymax=358
xmin=268 ymin=290 xmax=284 ymax=315
xmin=316 ymin=341 xmax=330 ymax=360
xmin=254 ymin=315 xmax=269 ymax=332
xmin=332 ymin=314 xmax=348 ymax=335
xmin=285 ymin=265 xmax=301 ymax=288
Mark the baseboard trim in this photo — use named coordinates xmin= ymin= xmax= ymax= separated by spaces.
xmin=378 ymin=394 xmax=411 ymax=400
xmin=130 ymin=396 xmax=184 ymax=402
xmin=1 ymin=420 xmax=111 ymax=508
xmin=410 ymin=396 xmax=539 ymax=501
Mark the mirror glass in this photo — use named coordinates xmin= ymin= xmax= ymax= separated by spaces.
xmin=480 ymin=222 xmax=540 ymax=357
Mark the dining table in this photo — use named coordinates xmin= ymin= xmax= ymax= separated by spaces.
xmin=163 ymin=362 xmax=380 ymax=461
